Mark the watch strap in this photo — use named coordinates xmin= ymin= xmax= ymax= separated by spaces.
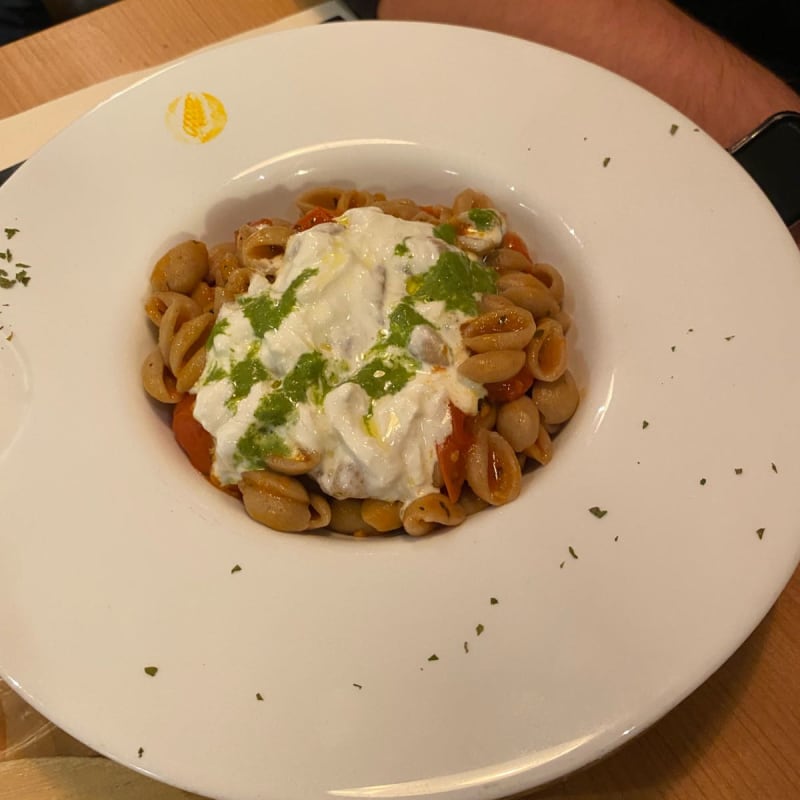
xmin=729 ymin=111 xmax=800 ymax=227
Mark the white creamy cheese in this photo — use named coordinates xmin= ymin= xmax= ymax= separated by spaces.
xmin=193 ymin=206 xmax=493 ymax=506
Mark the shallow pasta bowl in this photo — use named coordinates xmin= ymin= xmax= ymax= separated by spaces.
xmin=1 ymin=20 xmax=800 ymax=800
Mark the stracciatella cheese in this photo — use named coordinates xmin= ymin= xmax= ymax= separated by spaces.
xmin=193 ymin=206 xmax=501 ymax=505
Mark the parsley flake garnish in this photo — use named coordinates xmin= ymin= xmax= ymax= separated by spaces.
xmin=699 ymin=478 xmax=707 ymax=485
xmin=756 ymin=528 xmax=765 ymax=539
xmin=568 ymin=546 xmax=578 ymax=559
xmin=4 ymin=228 xmax=19 ymax=239
xmin=670 ymin=124 xmax=679 ymax=136
xmin=352 ymin=683 xmax=362 ymax=690
xmin=735 ymin=468 xmax=743 ymax=475
xmin=670 ymin=345 xmax=676 ymax=352
xmin=724 ymin=335 xmax=735 ymax=341
xmin=463 ymin=641 xmax=469 ymax=653
xmin=589 ymin=506 xmax=607 ymax=518
xmin=602 ymin=157 xmax=611 ymax=167
xmin=231 ymin=564 xmax=242 ymax=574
xmin=256 ymin=692 xmax=264 ymax=701
xmin=559 ymin=561 xmax=565 ymax=569
xmin=771 ymin=462 xmax=778 ymax=474
xmin=137 ymin=747 xmax=144 ymax=758
xmin=476 ymin=623 xmax=485 ymax=636
xmin=490 ymin=597 xmax=498 ymax=605
xmin=144 ymin=666 xmax=158 ymax=677
xmin=642 ymin=420 xmax=649 ymax=429
xmin=614 ymin=535 xmax=619 ymax=542
xmin=427 ymin=654 xmax=439 ymax=662
xmin=393 ymin=239 xmax=411 ymax=257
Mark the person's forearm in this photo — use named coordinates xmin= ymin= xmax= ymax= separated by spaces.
xmin=378 ymin=0 xmax=800 ymax=149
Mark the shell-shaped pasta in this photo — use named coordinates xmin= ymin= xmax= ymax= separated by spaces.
xmin=402 ymin=493 xmax=466 ymax=536
xmin=150 ymin=240 xmax=209 ymax=294
xmin=158 ymin=295 xmax=204 ymax=363
xmin=295 ymin=186 xmax=386 ymax=215
xmin=236 ymin=225 xmax=292 ymax=273
xmin=530 ymin=262 xmax=565 ymax=305
xmin=553 ymin=309 xmax=572 ymax=334
xmin=496 ymin=395 xmax=540 ymax=452
xmin=484 ymin=246 xmax=535 ymax=274
xmin=307 ymin=494 xmax=332 ymax=530
xmin=479 ymin=293 xmax=516 ymax=313
xmin=141 ymin=347 xmax=183 ymax=403
xmin=213 ymin=268 xmax=254 ymax=312
xmin=168 ymin=311 xmax=215 ymax=383
xmin=465 ymin=429 xmax=522 ymax=506
xmin=191 ymin=281 xmax=216 ymax=313
xmin=208 ymin=242 xmax=241 ymax=286
xmin=145 ymin=291 xmax=201 ymax=328
xmin=461 ymin=307 xmax=535 ymax=352
xmin=451 ymin=188 xmax=495 ymax=216
xmin=498 ymin=272 xmax=560 ymax=319
xmin=329 ymin=498 xmax=375 ymax=535
xmin=524 ymin=419 xmax=553 ymax=465
xmin=373 ymin=198 xmax=437 ymax=223
xmin=474 ymin=399 xmax=497 ymax=431
xmin=457 ymin=487 xmax=490 ymax=516
xmin=263 ymin=450 xmax=322 ymax=476
xmin=458 ymin=349 xmax=526 ymax=384
xmin=526 ymin=318 xmax=568 ymax=382
xmin=532 ymin=370 xmax=579 ymax=425
xmin=361 ymin=499 xmax=403 ymax=532
xmin=239 ymin=470 xmax=324 ymax=532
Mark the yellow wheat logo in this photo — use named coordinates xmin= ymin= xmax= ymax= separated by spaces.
xmin=166 ymin=92 xmax=227 ymax=143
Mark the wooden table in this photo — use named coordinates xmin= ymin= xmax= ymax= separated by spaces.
xmin=1 ymin=1 xmax=799 ymax=797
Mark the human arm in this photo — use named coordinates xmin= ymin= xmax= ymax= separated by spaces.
xmin=377 ymin=0 xmax=800 ymax=150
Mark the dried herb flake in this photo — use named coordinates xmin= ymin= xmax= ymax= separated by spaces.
xmin=735 ymin=468 xmax=743 ymax=475
xmin=144 ymin=666 xmax=158 ymax=677
xmin=427 ymin=654 xmax=439 ymax=662
xmin=4 ymin=228 xmax=19 ymax=239
xmin=589 ymin=506 xmax=607 ymax=518
xmin=756 ymin=528 xmax=765 ymax=539
xmin=670 ymin=124 xmax=679 ymax=135
xmin=476 ymin=623 xmax=485 ymax=636
xmin=568 ymin=546 xmax=579 ymax=559
xmin=602 ymin=157 xmax=611 ymax=167
xmin=490 ymin=597 xmax=498 ymax=605
xmin=231 ymin=564 xmax=242 ymax=574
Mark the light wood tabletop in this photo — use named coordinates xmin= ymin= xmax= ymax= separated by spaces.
xmin=1 ymin=1 xmax=799 ymax=798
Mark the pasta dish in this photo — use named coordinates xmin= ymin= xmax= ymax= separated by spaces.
xmin=141 ymin=188 xmax=579 ymax=536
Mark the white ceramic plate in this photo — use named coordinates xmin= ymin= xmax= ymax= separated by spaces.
xmin=1 ymin=21 xmax=799 ymax=800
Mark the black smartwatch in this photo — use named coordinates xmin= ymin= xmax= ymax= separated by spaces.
xmin=729 ymin=111 xmax=800 ymax=228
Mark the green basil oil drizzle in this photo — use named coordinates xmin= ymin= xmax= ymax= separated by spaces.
xmin=239 ymin=267 xmax=317 ymax=338
xmin=467 ymin=208 xmax=498 ymax=230
xmin=405 ymin=250 xmax=497 ymax=315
